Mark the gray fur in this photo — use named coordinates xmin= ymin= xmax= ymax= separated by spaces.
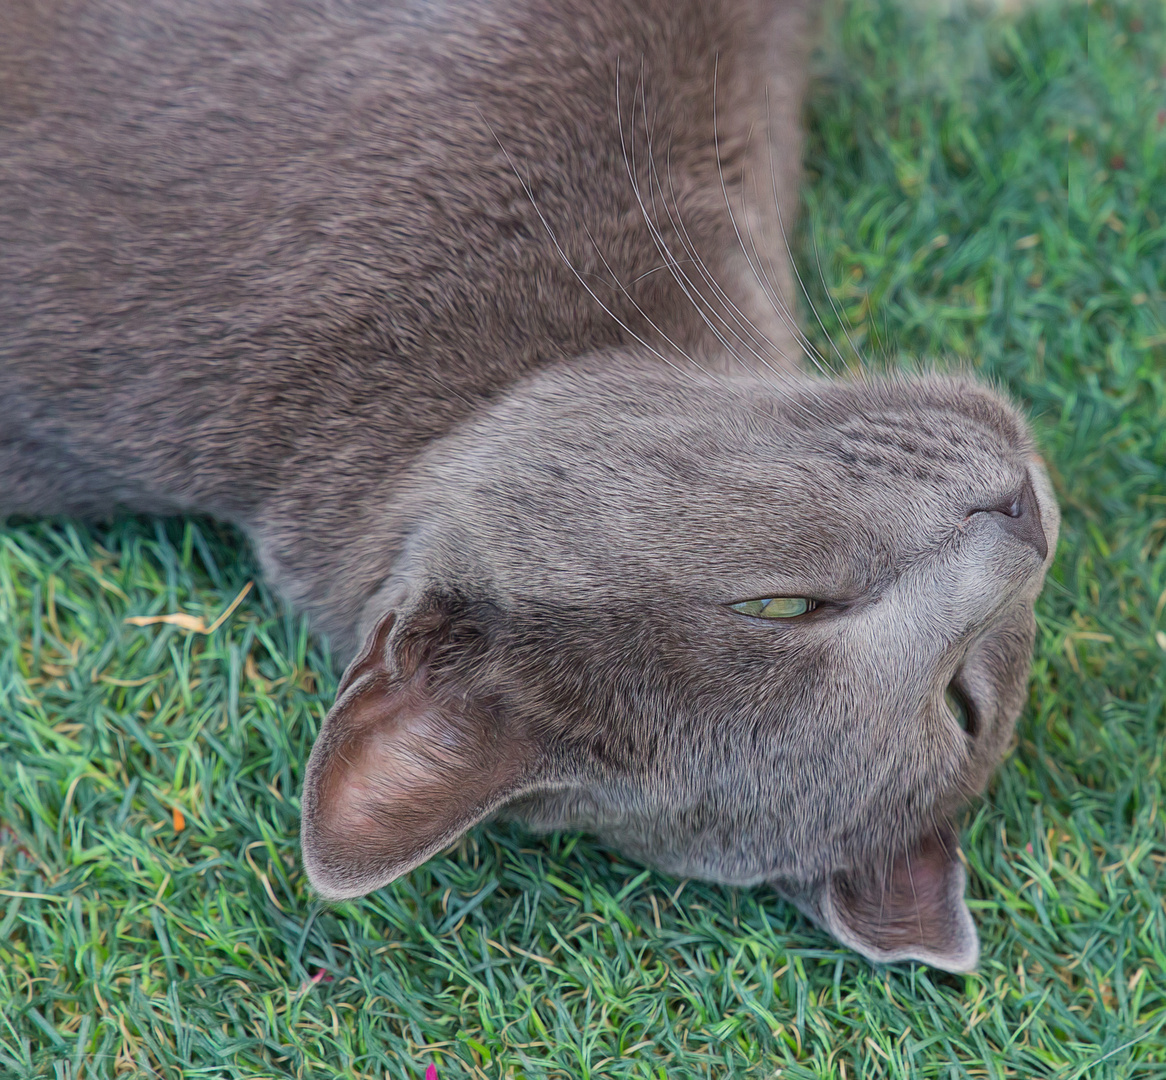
xmin=0 ymin=0 xmax=1057 ymax=971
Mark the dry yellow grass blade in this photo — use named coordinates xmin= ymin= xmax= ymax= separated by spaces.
xmin=124 ymin=581 xmax=253 ymax=634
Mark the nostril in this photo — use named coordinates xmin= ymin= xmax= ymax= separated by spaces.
xmin=974 ymin=477 xmax=1048 ymax=560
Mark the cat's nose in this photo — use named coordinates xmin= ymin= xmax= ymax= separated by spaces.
xmin=981 ymin=476 xmax=1048 ymax=560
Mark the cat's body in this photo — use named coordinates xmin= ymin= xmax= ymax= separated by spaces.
xmin=0 ymin=0 xmax=1057 ymax=971
xmin=1 ymin=0 xmax=807 ymax=645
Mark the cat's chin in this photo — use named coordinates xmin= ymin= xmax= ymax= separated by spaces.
xmin=498 ymin=795 xmax=792 ymax=888
xmin=504 ymin=795 xmax=981 ymax=972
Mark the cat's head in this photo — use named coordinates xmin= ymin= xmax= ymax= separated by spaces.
xmin=299 ymin=356 xmax=1057 ymax=971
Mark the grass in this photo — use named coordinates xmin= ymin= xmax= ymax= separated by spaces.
xmin=2 ymin=0 xmax=1165 ymax=1076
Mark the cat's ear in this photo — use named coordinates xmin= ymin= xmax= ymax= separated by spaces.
xmin=818 ymin=825 xmax=979 ymax=973
xmin=300 ymin=601 xmax=535 ymax=901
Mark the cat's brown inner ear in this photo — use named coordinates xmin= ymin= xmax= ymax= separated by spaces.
xmin=821 ymin=825 xmax=980 ymax=973
xmin=301 ymin=629 xmax=531 ymax=901
xmin=336 ymin=611 xmax=398 ymax=697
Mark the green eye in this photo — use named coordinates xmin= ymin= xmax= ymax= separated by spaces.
xmin=729 ymin=597 xmax=816 ymax=619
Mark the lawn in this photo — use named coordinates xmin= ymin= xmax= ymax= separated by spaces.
xmin=2 ymin=0 xmax=1165 ymax=1076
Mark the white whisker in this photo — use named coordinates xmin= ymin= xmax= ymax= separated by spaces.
xmin=629 ymin=263 xmax=683 ymax=284
xmin=709 ymin=62 xmax=838 ymax=381
xmin=656 ymin=138 xmax=803 ymax=376
xmin=756 ymin=91 xmax=851 ymax=372
xmin=811 ymin=227 xmax=865 ymax=369
xmin=878 ymin=842 xmax=894 ymax=945
xmin=623 ymin=68 xmax=756 ymax=370
xmin=619 ymin=69 xmax=833 ymax=422
xmin=615 ymin=63 xmax=822 ymax=420
xmin=582 ymin=221 xmax=719 ymax=381
xmin=475 ymin=107 xmax=706 ymax=387
xmin=904 ymin=839 xmax=926 ymax=945
xmin=737 ymin=151 xmax=837 ymax=373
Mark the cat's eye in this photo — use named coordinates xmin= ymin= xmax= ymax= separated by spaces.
xmin=945 ymin=684 xmax=975 ymax=737
xmin=729 ymin=597 xmax=817 ymax=619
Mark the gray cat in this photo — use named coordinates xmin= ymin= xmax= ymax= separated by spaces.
xmin=0 ymin=0 xmax=1057 ymax=971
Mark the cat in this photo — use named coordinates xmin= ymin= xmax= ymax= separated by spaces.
xmin=0 ymin=0 xmax=1057 ymax=971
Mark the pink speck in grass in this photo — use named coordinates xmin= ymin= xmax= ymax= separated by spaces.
xmin=1025 ymin=843 xmax=1033 ymax=855
xmin=425 ymin=1066 xmax=438 ymax=1080
xmin=310 ymin=969 xmax=333 ymax=984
